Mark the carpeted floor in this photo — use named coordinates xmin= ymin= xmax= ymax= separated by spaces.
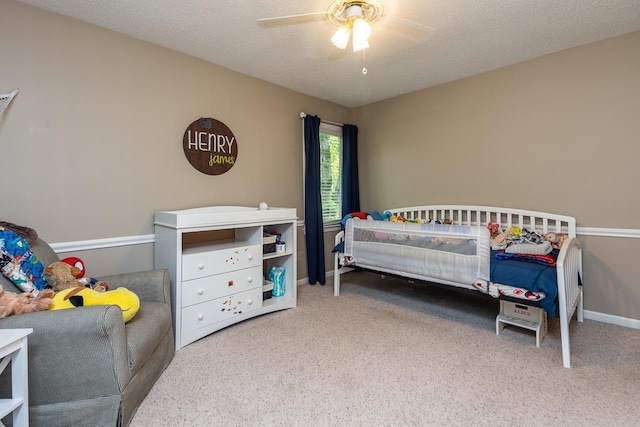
xmin=131 ymin=271 xmax=640 ymax=426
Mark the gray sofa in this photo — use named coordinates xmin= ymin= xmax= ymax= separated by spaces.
xmin=0 ymin=238 xmax=175 ymax=426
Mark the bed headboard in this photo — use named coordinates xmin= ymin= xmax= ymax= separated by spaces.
xmin=388 ymin=205 xmax=576 ymax=238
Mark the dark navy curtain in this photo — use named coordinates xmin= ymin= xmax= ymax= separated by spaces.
xmin=342 ymin=124 xmax=360 ymax=217
xmin=303 ymin=115 xmax=326 ymax=285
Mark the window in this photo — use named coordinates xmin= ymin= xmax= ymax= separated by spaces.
xmin=319 ymin=123 xmax=343 ymax=224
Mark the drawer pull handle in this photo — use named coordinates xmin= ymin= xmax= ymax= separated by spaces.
xmin=197 ymin=289 xmax=204 ymax=295
xmin=197 ymin=314 xmax=204 ymax=321
xmin=228 ymin=280 xmax=234 ymax=287
xmin=248 ymin=254 xmax=253 ymax=260
xmin=247 ymin=299 xmax=253 ymax=305
xmin=247 ymin=277 xmax=253 ymax=283
xmin=198 ymin=263 xmax=204 ymax=270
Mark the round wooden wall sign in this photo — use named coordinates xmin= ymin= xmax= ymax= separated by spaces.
xmin=183 ymin=117 xmax=238 ymax=175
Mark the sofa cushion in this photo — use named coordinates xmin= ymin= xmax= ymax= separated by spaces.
xmin=125 ymin=300 xmax=172 ymax=375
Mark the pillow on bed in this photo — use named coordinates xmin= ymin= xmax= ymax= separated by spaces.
xmin=0 ymin=227 xmax=47 ymax=295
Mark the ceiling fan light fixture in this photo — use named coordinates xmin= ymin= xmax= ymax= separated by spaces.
xmin=351 ymin=18 xmax=371 ymax=52
xmin=331 ymin=25 xmax=351 ymax=50
xmin=327 ymin=1 xmax=384 ymax=28
xmin=327 ymin=1 xmax=381 ymax=53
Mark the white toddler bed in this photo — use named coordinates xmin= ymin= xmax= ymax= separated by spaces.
xmin=333 ymin=205 xmax=584 ymax=368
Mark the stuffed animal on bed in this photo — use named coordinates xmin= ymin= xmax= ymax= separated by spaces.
xmin=544 ymin=232 xmax=568 ymax=249
xmin=389 ymin=214 xmax=407 ymax=223
xmin=487 ymin=222 xmax=501 ymax=238
xmin=490 ymin=229 xmax=510 ymax=250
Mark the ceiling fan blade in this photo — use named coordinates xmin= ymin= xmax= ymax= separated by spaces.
xmin=380 ymin=16 xmax=436 ymax=42
xmin=257 ymin=11 xmax=327 ymax=28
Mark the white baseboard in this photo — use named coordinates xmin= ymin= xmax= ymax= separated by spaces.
xmin=583 ymin=310 xmax=640 ymax=329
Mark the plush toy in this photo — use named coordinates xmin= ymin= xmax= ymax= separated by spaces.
xmin=43 ymin=261 xmax=108 ymax=293
xmin=0 ymin=284 xmax=54 ymax=318
xmin=61 ymin=256 xmax=86 ymax=278
xmin=508 ymin=226 xmax=522 ymax=237
xmin=49 ymin=286 xmax=140 ymax=323
xmin=544 ymin=232 xmax=568 ymax=249
xmin=487 ymin=222 xmax=502 ymax=238
xmin=62 ymin=257 xmax=110 ymax=290
xmin=432 ymin=219 xmax=452 ymax=224
xmin=491 ymin=229 xmax=510 ymax=250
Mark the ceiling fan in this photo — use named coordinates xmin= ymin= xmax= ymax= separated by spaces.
xmin=256 ymin=1 xmax=436 ymax=53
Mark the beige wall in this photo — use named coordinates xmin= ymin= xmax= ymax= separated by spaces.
xmin=0 ymin=0 xmax=350 ymax=276
xmin=354 ymin=31 xmax=640 ymax=320
xmin=2 ymin=0 xmax=639 ymax=322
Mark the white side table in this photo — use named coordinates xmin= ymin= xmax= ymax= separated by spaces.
xmin=0 ymin=328 xmax=33 ymax=427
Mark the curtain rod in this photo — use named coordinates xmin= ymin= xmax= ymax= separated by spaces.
xmin=299 ymin=112 xmax=343 ymax=127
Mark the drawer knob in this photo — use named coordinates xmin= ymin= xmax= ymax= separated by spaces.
xmin=247 ymin=299 xmax=253 ymax=305
xmin=247 ymin=277 xmax=253 ymax=283
xmin=197 ymin=314 xmax=204 ymax=321
xmin=248 ymin=254 xmax=253 ymax=260
xmin=198 ymin=263 xmax=204 ymax=270
xmin=197 ymin=289 xmax=204 ymax=295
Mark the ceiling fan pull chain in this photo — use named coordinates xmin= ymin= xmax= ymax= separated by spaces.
xmin=362 ymin=48 xmax=368 ymax=75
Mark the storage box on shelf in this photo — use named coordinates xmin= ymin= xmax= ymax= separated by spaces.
xmin=262 ymin=280 xmax=274 ymax=300
xmin=154 ymin=205 xmax=297 ymax=350
xmin=263 ymin=232 xmax=277 ymax=254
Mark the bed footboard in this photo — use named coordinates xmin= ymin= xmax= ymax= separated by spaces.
xmin=557 ymin=237 xmax=584 ymax=367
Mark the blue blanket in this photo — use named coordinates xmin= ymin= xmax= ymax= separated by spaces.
xmin=490 ymin=250 xmax=558 ymax=316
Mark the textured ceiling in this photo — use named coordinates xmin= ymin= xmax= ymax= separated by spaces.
xmin=15 ymin=0 xmax=640 ymax=108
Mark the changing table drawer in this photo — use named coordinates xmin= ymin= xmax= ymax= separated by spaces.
xmin=181 ymin=266 xmax=262 ymax=307
xmin=181 ymin=287 xmax=263 ymax=333
xmin=182 ymin=244 xmax=261 ymax=281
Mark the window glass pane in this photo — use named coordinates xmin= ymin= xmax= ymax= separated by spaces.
xmin=320 ymin=132 xmax=342 ymax=223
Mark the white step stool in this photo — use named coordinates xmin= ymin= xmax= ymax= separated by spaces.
xmin=496 ymin=299 xmax=548 ymax=347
